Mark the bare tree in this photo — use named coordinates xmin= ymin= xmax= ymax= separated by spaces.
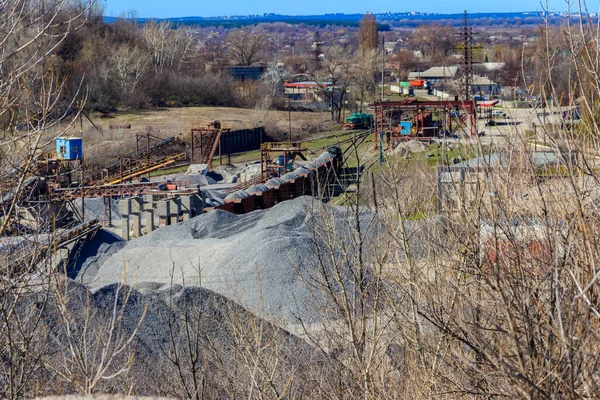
xmin=408 ymin=24 xmax=456 ymax=62
xmin=0 ymin=1 xmax=150 ymax=398
xmin=353 ymin=49 xmax=380 ymax=113
xmin=111 ymin=44 xmax=150 ymax=99
xmin=358 ymin=14 xmax=379 ymax=56
xmin=143 ymin=21 xmax=197 ymax=73
xmin=227 ymin=29 xmax=266 ymax=66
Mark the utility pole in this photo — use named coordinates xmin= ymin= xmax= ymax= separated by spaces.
xmin=380 ymin=36 xmax=386 ymax=164
xmin=288 ymin=97 xmax=292 ymax=145
xmin=381 ymin=36 xmax=385 ymax=101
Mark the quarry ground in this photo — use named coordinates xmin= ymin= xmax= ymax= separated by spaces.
xmin=57 ymin=104 xmax=556 ymax=176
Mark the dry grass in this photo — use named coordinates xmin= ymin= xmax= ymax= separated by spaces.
xmin=81 ymin=107 xmax=333 ymax=138
xmin=42 ymin=107 xmax=336 ymax=166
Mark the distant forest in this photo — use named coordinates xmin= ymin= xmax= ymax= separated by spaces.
xmin=104 ymin=11 xmax=598 ymax=29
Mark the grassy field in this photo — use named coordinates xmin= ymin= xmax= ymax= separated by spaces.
xmin=69 ymin=106 xmax=339 ymax=167
xmin=79 ymin=106 xmax=334 ymax=138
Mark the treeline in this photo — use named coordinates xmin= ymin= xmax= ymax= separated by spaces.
xmin=118 ymin=18 xmax=365 ymax=29
xmin=56 ymin=15 xmax=240 ymax=111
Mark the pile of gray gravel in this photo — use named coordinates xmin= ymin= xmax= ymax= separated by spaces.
xmin=73 ymin=196 xmax=382 ymax=325
xmin=24 ymin=276 xmax=322 ymax=398
xmin=75 ymin=197 xmax=122 ymax=223
xmin=392 ymin=140 xmax=429 ymax=154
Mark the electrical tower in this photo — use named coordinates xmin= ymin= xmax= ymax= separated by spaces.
xmin=459 ymin=10 xmax=474 ymax=102
xmin=312 ymin=31 xmax=323 ymax=70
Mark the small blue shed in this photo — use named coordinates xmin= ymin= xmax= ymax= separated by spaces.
xmin=400 ymin=121 xmax=412 ymax=135
xmin=56 ymin=137 xmax=83 ymax=160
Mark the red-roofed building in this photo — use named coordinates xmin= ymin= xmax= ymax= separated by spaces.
xmin=283 ymin=81 xmax=332 ymax=102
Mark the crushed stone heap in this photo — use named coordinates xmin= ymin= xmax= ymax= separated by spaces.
xmin=73 ymin=196 xmax=381 ymax=325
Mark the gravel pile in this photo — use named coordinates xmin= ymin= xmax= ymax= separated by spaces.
xmin=68 ymin=229 xmax=126 ymax=280
xmin=199 ymin=188 xmax=227 ymax=208
xmin=171 ymin=173 xmax=215 ymax=186
xmin=185 ymin=163 xmax=208 ymax=175
xmin=208 ymin=163 xmax=263 ymax=184
xmin=224 ymin=190 xmax=249 ymax=201
xmin=25 ymin=276 xmax=322 ymax=397
xmin=265 ymin=177 xmax=286 ymax=188
xmin=208 ymin=164 xmax=240 ymax=182
xmin=246 ymin=184 xmax=269 ymax=194
xmin=392 ymin=140 xmax=429 ymax=154
xmin=281 ymin=172 xmax=300 ymax=182
xmin=75 ymin=197 xmax=122 ymax=223
xmin=74 ymin=196 xmax=382 ymax=325
xmin=226 ymin=163 xmax=262 ymax=184
xmin=294 ymin=166 xmax=313 ymax=177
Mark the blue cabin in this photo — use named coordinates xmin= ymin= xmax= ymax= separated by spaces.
xmin=56 ymin=137 xmax=83 ymax=160
xmin=400 ymin=121 xmax=412 ymax=135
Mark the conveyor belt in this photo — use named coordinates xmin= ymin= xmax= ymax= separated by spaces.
xmin=87 ymin=136 xmax=180 ymax=182
xmin=4 ymin=219 xmax=101 ymax=271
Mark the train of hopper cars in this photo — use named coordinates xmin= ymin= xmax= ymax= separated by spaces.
xmin=215 ymin=145 xmax=343 ymax=214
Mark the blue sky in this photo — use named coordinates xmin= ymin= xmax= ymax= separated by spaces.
xmin=102 ymin=0 xmax=578 ymax=18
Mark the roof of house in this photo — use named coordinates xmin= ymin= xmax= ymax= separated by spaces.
xmin=284 ymin=81 xmax=329 ymax=88
xmin=472 ymin=75 xmax=497 ymax=86
xmin=450 ymin=151 xmax=560 ymax=170
xmin=408 ymin=66 xmax=458 ymax=80
xmin=474 ymin=62 xmax=506 ymax=71
xmin=384 ymin=41 xmax=401 ymax=51
xmin=223 ymin=66 xmax=267 ymax=81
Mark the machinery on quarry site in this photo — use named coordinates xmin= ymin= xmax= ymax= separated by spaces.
xmin=189 ymin=120 xmax=232 ymax=167
xmin=2 ymin=119 xmax=264 ymax=232
xmin=86 ymin=133 xmax=185 ymax=185
xmin=4 ymin=96 xmax=478 ymax=269
xmin=1 ymin=132 xmax=199 ymax=265
xmin=369 ymin=98 xmax=478 ymax=149
xmin=343 ymin=113 xmax=374 ymax=130
xmin=219 ymin=144 xmax=345 ymax=214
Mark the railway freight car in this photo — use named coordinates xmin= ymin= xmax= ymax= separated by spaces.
xmin=219 ymin=148 xmax=342 ymax=215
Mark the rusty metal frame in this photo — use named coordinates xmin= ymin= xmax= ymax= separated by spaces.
xmin=260 ymin=142 xmax=308 ymax=177
xmin=370 ymin=99 xmax=478 ymax=149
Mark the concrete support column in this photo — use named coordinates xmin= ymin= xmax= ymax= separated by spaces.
xmin=131 ymin=213 xmax=142 ymax=238
xmin=130 ymin=196 xmax=144 ymax=238
xmin=143 ymin=195 xmax=154 ymax=233
xmin=143 ymin=195 xmax=154 ymax=207
xmin=145 ymin=209 xmax=155 ymax=233
xmin=118 ymin=199 xmax=132 ymax=240
xmin=191 ymin=193 xmax=205 ymax=217
xmin=157 ymin=200 xmax=170 ymax=227
xmin=180 ymin=195 xmax=191 ymax=221
xmin=169 ymin=198 xmax=181 ymax=225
